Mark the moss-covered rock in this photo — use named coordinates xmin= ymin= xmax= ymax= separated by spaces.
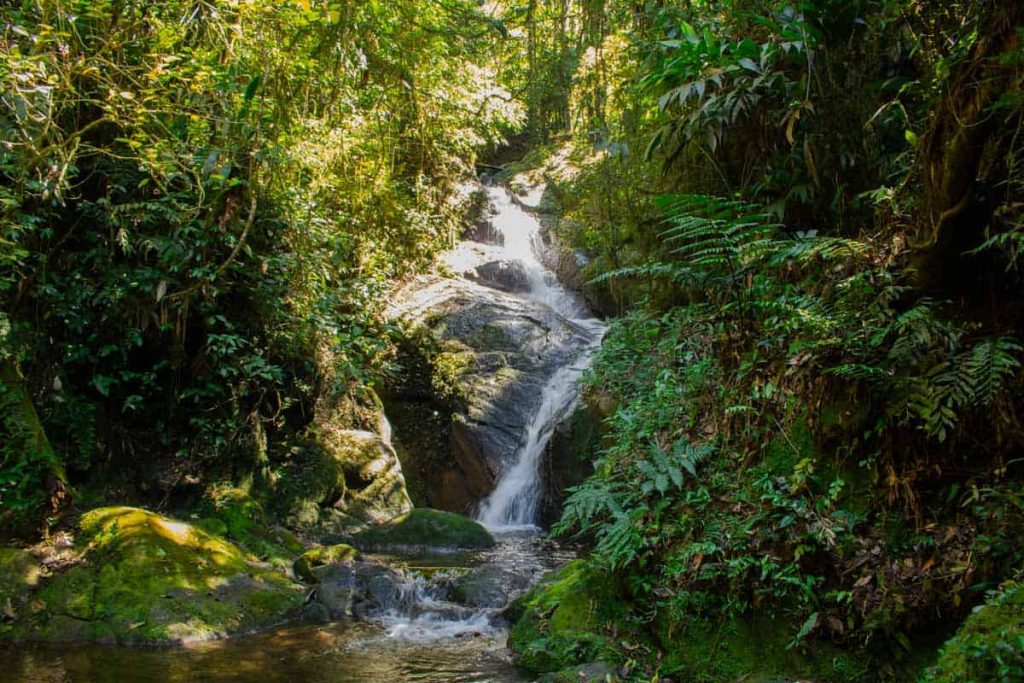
xmin=277 ymin=429 xmax=413 ymax=536
xmin=508 ymin=560 xmax=629 ymax=675
xmin=922 ymin=579 xmax=1024 ymax=683
xmin=294 ymin=544 xmax=360 ymax=583
xmin=198 ymin=486 xmax=303 ymax=566
xmin=3 ymin=507 xmax=304 ymax=644
xmin=351 ymin=508 xmax=494 ymax=551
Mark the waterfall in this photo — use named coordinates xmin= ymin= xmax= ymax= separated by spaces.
xmin=476 ymin=187 xmax=605 ymax=530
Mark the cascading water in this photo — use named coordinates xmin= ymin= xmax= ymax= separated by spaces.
xmin=476 ymin=186 xmax=606 ymax=530
xmin=4 ymin=183 xmax=604 ymax=682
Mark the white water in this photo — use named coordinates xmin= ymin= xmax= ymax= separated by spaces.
xmin=476 ymin=187 xmax=606 ymax=530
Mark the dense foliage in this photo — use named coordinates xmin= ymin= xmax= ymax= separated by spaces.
xmin=494 ymin=0 xmax=1024 ymax=680
xmin=4 ymin=0 xmax=1024 ymax=680
xmin=0 ymin=0 xmax=520 ymax=532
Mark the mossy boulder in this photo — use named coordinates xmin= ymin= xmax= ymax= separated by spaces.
xmin=451 ymin=565 xmax=530 ymax=608
xmin=278 ymin=429 xmax=413 ymax=535
xmin=294 ymin=544 xmax=360 ymax=583
xmin=384 ymin=274 xmax=597 ymax=515
xmin=3 ymin=507 xmax=304 ymax=644
xmin=351 ymin=508 xmax=494 ymax=551
xmin=922 ymin=579 xmax=1024 ymax=682
xmin=199 ymin=486 xmax=303 ymax=565
xmin=508 ymin=560 xmax=629 ymax=675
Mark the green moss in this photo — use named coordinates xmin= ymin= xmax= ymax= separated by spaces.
xmin=508 ymin=560 xmax=630 ymax=675
xmin=351 ymin=508 xmax=494 ymax=551
xmin=762 ymin=413 xmax=816 ymax=477
xmin=922 ymin=579 xmax=1024 ymax=683
xmin=431 ymin=346 xmax=476 ymax=403
xmin=294 ymin=544 xmax=360 ymax=582
xmin=8 ymin=507 xmax=303 ymax=644
xmin=275 ymin=428 xmax=412 ymax=535
xmin=473 ymin=323 xmax=512 ymax=350
xmin=199 ymin=486 xmax=303 ymax=563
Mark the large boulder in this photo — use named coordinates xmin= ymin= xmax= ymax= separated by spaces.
xmin=278 ymin=428 xmax=413 ymax=535
xmin=471 ymin=259 xmax=531 ymax=293
xmin=385 ymin=277 xmax=594 ymax=513
xmin=507 ymin=560 xmax=628 ymax=675
xmin=2 ymin=507 xmax=304 ymax=644
xmin=351 ymin=508 xmax=495 ymax=552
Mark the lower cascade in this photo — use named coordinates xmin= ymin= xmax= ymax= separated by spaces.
xmin=370 ymin=185 xmax=604 ymax=644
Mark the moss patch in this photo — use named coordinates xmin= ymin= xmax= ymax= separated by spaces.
xmin=351 ymin=508 xmax=494 ymax=551
xmin=5 ymin=507 xmax=303 ymax=644
xmin=655 ymin=613 xmax=866 ymax=682
xmin=198 ymin=486 xmax=303 ymax=566
xmin=508 ymin=560 xmax=630 ymax=675
xmin=922 ymin=578 xmax=1024 ymax=682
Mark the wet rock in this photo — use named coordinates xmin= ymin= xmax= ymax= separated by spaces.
xmin=2 ymin=507 xmax=304 ymax=645
xmin=324 ymin=562 xmax=413 ymax=620
xmin=385 ymin=278 xmax=593 ymax=513
xmin=471 ymin=260 xmax=531 ymax=293
xmin=294 ymin=544 xmax=360 ymax=583
xmin=278 ymin=429 xmax=413 ymax=536
xmin=538 ymin=399 xmax=603 ymax=527
xmin=351 ymin=509 xmax=495 ymax=552
xmin=451 ymin=566 xmax=531 ymax=608
xmin=310 ymin=564 xmax=359 ymax=619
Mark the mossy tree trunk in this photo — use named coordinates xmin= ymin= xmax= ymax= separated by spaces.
xmin=0 ymin=359 xmax=69 ymax=535
xmin=914 ymin=4 xmax=1024 ymax=292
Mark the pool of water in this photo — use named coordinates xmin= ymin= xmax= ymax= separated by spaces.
xmin=2 ymin=621 xmax=524 ymax=683
xmin=2 ymin=531 xmax=574 ymax=683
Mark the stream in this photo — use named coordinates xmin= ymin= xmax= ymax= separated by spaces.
xmin=2 ymin=185 xmax=604 ymax=682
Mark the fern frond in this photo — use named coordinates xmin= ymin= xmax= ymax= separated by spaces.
xmin=586 ymin=262 xmax=695 ymax=286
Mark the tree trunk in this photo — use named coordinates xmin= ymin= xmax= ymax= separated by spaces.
xmin=914 ymin=4 xmax=1024 ymax=291
xmin=0 ymin=359 xmax=69 ymax=535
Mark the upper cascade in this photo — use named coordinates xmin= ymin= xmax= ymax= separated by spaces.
xmin=473 ymin=186 xmax=605 ymax=530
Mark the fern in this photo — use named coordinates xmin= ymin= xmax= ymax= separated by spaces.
xmin=638 ymin=438 xmax=714 ymax=496
xmin=906 ymin=336 xmax=1022 ymax=441
xmin=965 ymin=336 xmax=1023 ymax=403
xmin=586 ymin=261 xmax=695 ymax=286
xmin=597 ymin=507 xmax=646 ymax=569
xmin=656 ymin=194 xmax=779 ymax=277
xmin=553 ymin=480 xmax=626 ymax=536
